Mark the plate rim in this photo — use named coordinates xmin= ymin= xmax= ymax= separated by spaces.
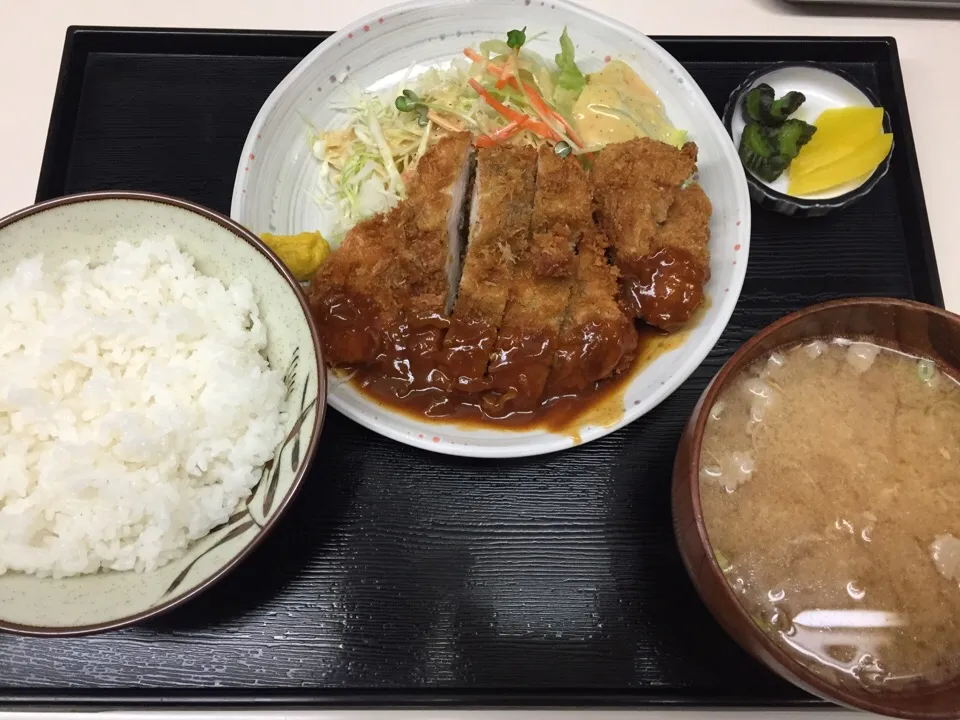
xmin=230 ymin=0 xmax=751 ymax=459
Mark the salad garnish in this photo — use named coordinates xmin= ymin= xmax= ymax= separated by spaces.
xmin=309 ymin=27 xmax=685 ymax=242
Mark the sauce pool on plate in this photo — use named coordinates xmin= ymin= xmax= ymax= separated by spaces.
xmin=340 ymin=311 xmax=703 ymax=438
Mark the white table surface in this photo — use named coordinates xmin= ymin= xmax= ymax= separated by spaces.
xmin=0 ymin=0 xmax=956 ymax=717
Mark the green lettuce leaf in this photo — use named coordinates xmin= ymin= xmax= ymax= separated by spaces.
xmin=554 ymin=27 xmax=585 ymax=94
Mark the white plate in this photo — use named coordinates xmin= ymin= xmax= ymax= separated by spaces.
xmin=231 ymin=0 xmax=751 ymax=458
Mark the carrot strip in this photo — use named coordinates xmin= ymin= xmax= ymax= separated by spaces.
xmin=465 ymin=49 xmax=512 ymax=84
xmin=519 ymin=88 xmax=565 ymax=141
xmin=468 ymin=79 xmax=559 ymax=142
xmin=495 ymin=54 xmax=514 ymax=90
xmin=490 ymin=120 xmax=524 ymax=140
xmin=546 ymin=108 xmax=584 ymax=147
xmin=515 ymin=88 xmax=565 ymax=143
xmin=467 ymin=78 xmax=526 ymax=124
xmin=463 ymin=48 xmax=487 ymax=64
xmin=474 ymin=120 xmax=524 ymax=148
xmin=463 ymin=47 xmax=583 ymax=146
xmin=523 ymin=119 xmax=556 ymax=138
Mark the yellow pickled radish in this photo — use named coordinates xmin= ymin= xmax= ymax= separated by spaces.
xmin=260 ymin=231 xmax=330 ymax=281
xmin=791 ymin=106 xmax=884 ymax=176
xmin=788 ymin=133 xmax=892 ymax=196
xmin=807 ymin=106 xmax=883 ymax=141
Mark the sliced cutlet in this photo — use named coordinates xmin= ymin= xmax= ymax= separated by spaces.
xmin=308 ymin=134 xmax=474 ymax=366
xmin=440 ymin=144 xmax=537 ymax=392
xmin=401 ymin=132 xmax=475 ymax=321
xmin=485 ymin=147 xmax=592 ymax=413
xmin=652 ymin=182 xmax=712 ymax=279
xmin=620 ymin=183 xmax=713 ymax=332
xmin=547 ymin=229 xmax=638 ymax=395
xmin=591 ymin=138 xmax=698 ymax=275
xmin=309 ymin=205 xmax=407 ymax=366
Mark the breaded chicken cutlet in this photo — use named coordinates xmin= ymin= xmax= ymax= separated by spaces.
xmin=621 ymin=182 xmax=711 ymax=332
xmin=547 ymin=229 xmax=637 ymax=395
xmin=309 ymin=133 xmax=474 ymax=366
xmin=485 ymin=147 xmax=592 ymax=413
xmin=307 ymin=132 xmax=713 ymax=421
xmin=402 ymin=131 xmax=476 ymax=319
xmin=591 ymin=138 xmax=711 ymax=333
xmin=439 ymin=144 xmax=537 ymax=392
xmin=653 ymin=183 xmax=712 ymax=277
xmin=591 ymin=137 xmax=698 ymax=275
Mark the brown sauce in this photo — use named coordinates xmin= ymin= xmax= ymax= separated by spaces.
xmin=312 ymin=266 xmax=709 ymax=437
xmin=485 ymin=329 xmax=553 ymax=413
xmin=312 ymin=291 xmax=384 ymax=366
xmin=620 ymin=247 xmax=705 ymax=332
xmin=337 ymin=310 xmax=703 ymax=436
xmin=437 ymin=315 xmax=497 ymax=394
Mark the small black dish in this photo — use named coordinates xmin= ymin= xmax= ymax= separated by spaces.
xmin=723 ymin=61 xmax=894 ymax=218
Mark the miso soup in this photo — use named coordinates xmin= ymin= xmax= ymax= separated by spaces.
xmin=700 ymin=338 xmax=960 ymax=691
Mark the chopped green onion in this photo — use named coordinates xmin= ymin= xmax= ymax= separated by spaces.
xmin=714 ymin=549 xmax=733 ymax=574
xmin=918 ymin=359 xmax=936 ymax=384
xmin=554 ymin=140 xmax=572 ymax=158
xmin=506 ymin=26 xmax=527 ymax=50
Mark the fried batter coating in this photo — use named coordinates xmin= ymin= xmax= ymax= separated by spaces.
xmin=592 ymin=138 xmax=698 ymax=274
xmin=440 ymin=144 xmax=538 ymax=390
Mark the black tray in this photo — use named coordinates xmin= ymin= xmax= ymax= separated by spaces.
xmin=4 ymin=27 xmax=938 ymax=709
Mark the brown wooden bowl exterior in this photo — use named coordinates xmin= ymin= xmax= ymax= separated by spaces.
xmin=673 ymin=297 xmax=960 ymax=719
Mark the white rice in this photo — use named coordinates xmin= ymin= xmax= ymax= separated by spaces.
xmin=0 ymin=238 xmax=287 ymax=578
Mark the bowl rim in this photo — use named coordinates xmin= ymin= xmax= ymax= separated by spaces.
xmin=0 ymin=190 xmax=327 ymax=637
xmin=676 ymin=296 xmax=960 ymax=717
xmin=721 ymin=61 xmax=894 ymax=212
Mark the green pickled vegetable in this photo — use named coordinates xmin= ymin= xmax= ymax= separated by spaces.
xmin=739 ymin=113 xmax=817 ymax=183
xmin=769 ymin=90 xmax=806 ymax=123
xmin=742 ymin=83 xmax=774 ymax=125
xmin=775 ymin=118 xmax=817 ymax=157
xmin=739 ymin=123 xmax=788 ymax=182
xmin=741 ymin=83 xmax=807 ymax=127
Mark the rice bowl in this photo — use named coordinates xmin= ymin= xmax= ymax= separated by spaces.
xmin=0 ymin=192 xmax=325 ymax=636
xmin=0 ymin=239 xmax=288 ymax=578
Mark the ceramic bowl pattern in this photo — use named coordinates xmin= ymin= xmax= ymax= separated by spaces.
xmin=673 ymin=297 xmax=960 ymax=719
xmin=723 ymin=62 xmax=894 ymax=217
xmin=231 ymin=0 xmax=751 ymax=458
xmin=0 ymin=192 xmax=325 ymax=636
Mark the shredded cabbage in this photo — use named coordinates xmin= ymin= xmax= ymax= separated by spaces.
xmin=308 ymin=28 xmax=686 ymax=242
xmin=311 ymin=60 xmax=483 ymax=242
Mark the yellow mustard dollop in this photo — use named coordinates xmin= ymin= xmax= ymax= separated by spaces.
xmin=260 ymin=231 xmax=330 ymax=281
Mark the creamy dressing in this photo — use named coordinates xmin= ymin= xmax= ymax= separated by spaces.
xmin=572 ymin=60 xmax=684 ymax=148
